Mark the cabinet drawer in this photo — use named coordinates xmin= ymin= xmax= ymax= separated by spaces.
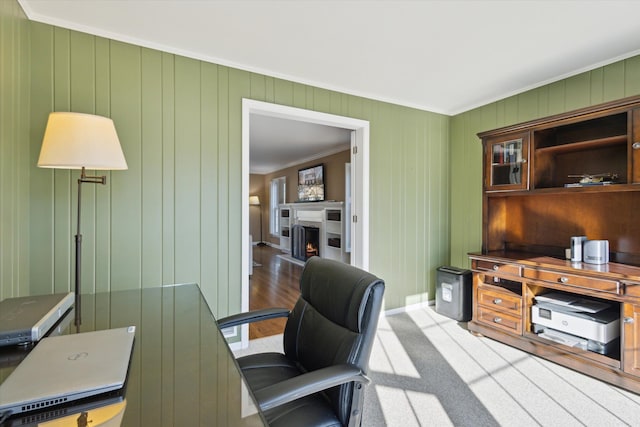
xmin=624 ymin=282 xmax=640 ymax=298
xmin=475 ymin=260 xmax=521 ymax=277
xmin=523 ymin=268 xmax=621 ymax=294
xmin=477 ymin=306 xmax=522 ymax=334
xmin=477 ymin=273 xmax=522 ymax=290
xmin=478 ymin=273 xmax=503 ymax=286
xmin=477 ymin=284 xmax=522 ymax=316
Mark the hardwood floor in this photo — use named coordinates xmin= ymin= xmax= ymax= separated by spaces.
xmin=249 ymin=245 xmax=303 ymax=339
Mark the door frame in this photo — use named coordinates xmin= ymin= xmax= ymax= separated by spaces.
xmin=240 ymin=99 xmax=370 ymax=347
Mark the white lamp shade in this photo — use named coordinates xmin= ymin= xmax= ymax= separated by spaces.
xmin=38 ymin=112 xmax=128 ymax=170
xmin=249 ymin=196 xmax=260 ymax=205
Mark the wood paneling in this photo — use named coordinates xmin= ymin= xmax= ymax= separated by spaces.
xmin=29 ymin=22 xmax=56 ymax=294
xmin=0 ymin=0 xmax=29 ymax=299
xmin=174 ymin=55 xmax=202 ymax=285
xmin=19 ymin=19 xmax=450 ymax=314
xmin=110 ymin=41 xmax=143 ymax=291
xmin=140 ymin=48 xmax=163 ymax=288
xmin=8 ymin=0 xmax=640 ymax=314
xmin=6 ymin=3 xmax=640 ymax=315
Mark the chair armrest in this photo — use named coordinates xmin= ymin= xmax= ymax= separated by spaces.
xmin=254 ymin=364 xmax=369 ymax=411
xmin=217 ymin=307 xmax=290 ymax=329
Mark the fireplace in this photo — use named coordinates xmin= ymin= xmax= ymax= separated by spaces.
xmin=292 ymin=224 xmax=320 ymax=261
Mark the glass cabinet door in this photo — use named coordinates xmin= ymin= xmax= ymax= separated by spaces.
xmin=484 ymin=132 xmax=529 ymax=191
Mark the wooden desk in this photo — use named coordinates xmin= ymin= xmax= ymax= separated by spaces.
xmin=0 ymin=284 xmax=267 ymax=426
xmin=468 ymin=252 xmax=640 ymax=394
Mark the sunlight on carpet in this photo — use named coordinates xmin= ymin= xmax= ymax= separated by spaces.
xmin=370 ymin=315 xmax=420 ymax=378
xmin=233 ymin=305 xmax=640 ymax=426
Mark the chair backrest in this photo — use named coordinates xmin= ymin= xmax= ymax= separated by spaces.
xmin=283 ymin=256 xmax=385 ymax=425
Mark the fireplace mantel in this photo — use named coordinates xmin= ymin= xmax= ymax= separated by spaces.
xmin=278 ymin=202 xmax=349 ymax=264
xmin=285 ymin=201 xmax=345 ymax=209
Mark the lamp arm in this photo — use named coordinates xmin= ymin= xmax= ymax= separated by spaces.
xmin=79 ymin=167 xmax=107 ymax=184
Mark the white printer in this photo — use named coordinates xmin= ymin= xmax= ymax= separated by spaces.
xmin=531 ymin=292 xmax=619 ymax=355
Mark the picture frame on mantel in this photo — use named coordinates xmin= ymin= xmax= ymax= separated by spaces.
xmin=297 ymin=164 xmax=325 ymax=202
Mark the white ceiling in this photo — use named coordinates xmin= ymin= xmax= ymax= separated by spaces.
xmin=250 ymin=114 xmax=351 ymax=174
xmin=19 ymin=0 xmax=640 ymax=173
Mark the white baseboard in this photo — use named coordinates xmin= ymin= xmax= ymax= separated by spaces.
xmin=384 ymin=299 xmax=434 ymax=317
xmin=228 ymin=341 xmax=242 ymax=351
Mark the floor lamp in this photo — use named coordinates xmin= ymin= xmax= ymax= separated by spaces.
xmin=37 ymin=112 xmax=128 ymax=325
xmin=249 ymin=195 xmax=266 ymax=246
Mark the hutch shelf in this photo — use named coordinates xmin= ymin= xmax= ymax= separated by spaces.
xmin=469 ymin=95 xmax=640 ymax=394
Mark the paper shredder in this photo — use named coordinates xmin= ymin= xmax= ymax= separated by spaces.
xmin=435 ymin=266 xmax=472 ymax=321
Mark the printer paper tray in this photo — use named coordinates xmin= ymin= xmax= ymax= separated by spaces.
xmin=532 ymin=324 xmax=619 ymax=355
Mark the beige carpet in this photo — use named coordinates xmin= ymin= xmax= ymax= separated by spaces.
xmin=234 ymin=305 xmax=640 ymax=426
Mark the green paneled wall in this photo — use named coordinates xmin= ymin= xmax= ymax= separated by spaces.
xmin=7 ymin=0 xmax=640 ymax=315
xmin=5 ymin=0 xmax=640 ymax=315
xmin=0 ymin=0 xmax=29 ymax=300
xmin=17 ymin=21 xmax=450 ymax=313
xmin=449 ymin=56 xmax=640 ymax=269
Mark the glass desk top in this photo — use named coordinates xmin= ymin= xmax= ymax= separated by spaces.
xmin=0 ymin=284 xmax=267 ymax=427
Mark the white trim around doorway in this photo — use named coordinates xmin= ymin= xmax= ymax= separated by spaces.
xmin=241 ymin=99 xmax=370 ymax=348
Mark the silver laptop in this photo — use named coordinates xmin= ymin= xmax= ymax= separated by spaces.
xmin=0 ymin=293 xmax=74 ymax=347
xmin=0 ymin=307 xmax=75 ymax=370
xmin=3 ymin=393 xmax=126 ymax=427
xmin=4 ymin=392 xmax=126 ymax=426
xmin=0 ymin=326 xmax=135 ymax=421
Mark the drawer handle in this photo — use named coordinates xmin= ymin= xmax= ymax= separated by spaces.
xmin=493 ymin=298 xmax=502 ymax=305
xmin=493 ymin=265 xmax=499 ymax=271
xmin=559 ymin=276 xmax=569 ymax=284
xmin=624 ymin=317 xmax=635 ymax=324
xmin=493 ymin=317 xmax=502 ymax=324
xmin=633 ymin=142 xmax=640 ymax=150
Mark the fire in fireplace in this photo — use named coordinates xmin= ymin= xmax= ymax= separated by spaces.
xmin=306 ymin=242 xmax=319 ymax=259
xmin=292 ymin=224 xmax=320 ymax=261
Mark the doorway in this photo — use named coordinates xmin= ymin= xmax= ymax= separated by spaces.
xmin=241 ymin=99 xmax=370 ymax=347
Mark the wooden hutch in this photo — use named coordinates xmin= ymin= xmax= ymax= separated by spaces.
xmin=469 ymin=95 xmax=640 ymax=393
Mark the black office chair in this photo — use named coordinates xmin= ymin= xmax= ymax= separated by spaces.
xmin=217 ymin=256 xmax=385 ymax=427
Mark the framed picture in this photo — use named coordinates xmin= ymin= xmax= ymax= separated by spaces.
xmin=297 ymin=164 xmax=325 ymax=202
